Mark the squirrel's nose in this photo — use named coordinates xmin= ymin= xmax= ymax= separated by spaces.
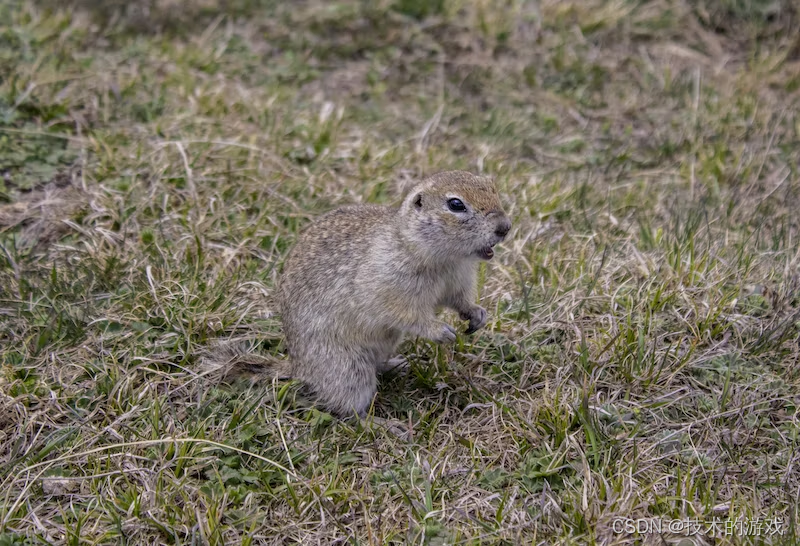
xmin=495 ymin=217 xmax=511 ymax=238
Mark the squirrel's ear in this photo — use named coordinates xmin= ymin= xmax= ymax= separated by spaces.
xmin=413 ymin=193 xmax=423 ymax=209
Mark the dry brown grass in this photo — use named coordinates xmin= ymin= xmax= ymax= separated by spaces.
xmin=1 ymin=0 xmax=799 ymax=544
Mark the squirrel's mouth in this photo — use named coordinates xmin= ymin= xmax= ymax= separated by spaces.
xmin=475 ymin=245 xmax=495 ymax=260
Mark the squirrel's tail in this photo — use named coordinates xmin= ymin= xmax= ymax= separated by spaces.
xmin=200 ymin=341 xmax=291 ymax=383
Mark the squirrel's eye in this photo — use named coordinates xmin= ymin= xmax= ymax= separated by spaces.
xmin=447 ymin=198 xmax=467 ymax=212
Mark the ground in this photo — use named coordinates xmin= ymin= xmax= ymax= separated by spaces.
xmin=1 ymin=0 xmax=799 ymax=544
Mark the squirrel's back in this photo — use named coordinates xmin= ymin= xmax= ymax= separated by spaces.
xmin=278 ymin=204 xmax=399 ymax=358
xmin=278 ymin=203 xmax=390 ymax=310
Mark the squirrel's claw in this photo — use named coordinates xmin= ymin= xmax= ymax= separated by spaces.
xmin=435 ymin=323 xmax=458 ymax=344
xmin=462 ymin=305 xmax=487 ymax=335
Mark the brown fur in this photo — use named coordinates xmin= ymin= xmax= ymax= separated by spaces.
xmin=277 ymin=171 xmax=511 ymax=416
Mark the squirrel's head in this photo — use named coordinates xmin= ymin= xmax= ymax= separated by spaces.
xmin=400 ymin=171 xmax=511 ymax=261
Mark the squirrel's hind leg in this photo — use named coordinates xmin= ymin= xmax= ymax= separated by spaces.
xmin=296 ymin=348 xmax=378 ymax=418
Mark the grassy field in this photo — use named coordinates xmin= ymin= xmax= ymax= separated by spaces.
xmin=1 ymin=0 xmax=799 ymax=543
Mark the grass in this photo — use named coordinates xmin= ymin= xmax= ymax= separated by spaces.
xmin=1 ymin=0 xmax=799 ymax=543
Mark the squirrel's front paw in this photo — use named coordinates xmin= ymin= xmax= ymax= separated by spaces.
xmin=432 ymin=323 xmax=457 ymax=344
xmin=460 ymin=305 xmax=487 ymax=335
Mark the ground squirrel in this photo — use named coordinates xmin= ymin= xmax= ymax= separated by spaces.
xmin=276 ymin=171 xmax=511 ymax=417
